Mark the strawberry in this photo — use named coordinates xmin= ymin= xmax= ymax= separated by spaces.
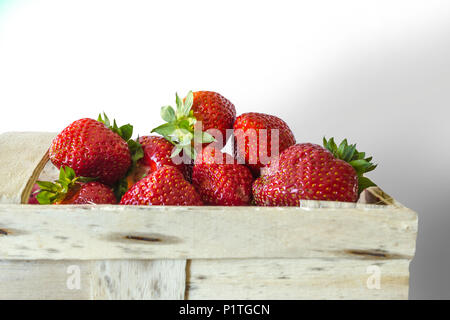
xmin=28 ymin=184 xmax=40 ymax=204
xmin=252 ymin=138 xmax=377 ymax=206
xmin=138 ymin=135 xmax=190 ymax=178
xmin=49 ymin=114 xmax=142 ymax=186
xmin=35 ymin=166 xmax=117 ymax=204
xmin=190 ymin=91 xmax=236 ymax=145
xmin=151 ymin=91 xmax=236 ymax=160
xmin=192 ymin=146 xmax=254 ymax=206
xmin=119 ymin=166 xmax=203 ymax=206
xmin=233 ymin=112 xmax=296 ymax=175
xmin=122 ymin=136 xmax=192 ymax=188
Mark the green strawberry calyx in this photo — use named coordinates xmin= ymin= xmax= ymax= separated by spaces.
xmin=36 ymin=166 xmax=95 ymax=204
xmin=151 ymin=91 xmax=216 ymax=160
xmin=323 ymin=137 xmax=377 ymax=195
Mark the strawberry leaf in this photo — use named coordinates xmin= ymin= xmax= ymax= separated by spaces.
xmin=175 ymin=93 xmax=183 ymax=114
xmin=151 ymin=90 xmax=216 ymax=159
xmin=112 ymin=178 xmax=129 ymax=202
xmin=161 ymin=106 xmax=176 ymax=122
xmin=323 ymin=137 xmax=378 ymax=195
xmin=183 ymin=91 xmax=194 ymax=114
xmin=151 ymin=123 xmax=177 ymax=139
xmin=36 ymin=166 xmax=88 ymax=204
xmin=358 ymin=176 xmax=377 ymax=194
xmin=128 ymin=139 xmax=144 ymax=163
xmin=119 ymin=124 xmax=133 ymax=141
xmin=36 ymin=191 xmax=55 ymax=204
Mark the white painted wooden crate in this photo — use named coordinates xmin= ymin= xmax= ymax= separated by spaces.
xmin=0 ymin=132 xmax=418 ymax=299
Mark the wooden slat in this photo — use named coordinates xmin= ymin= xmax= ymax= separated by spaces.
xmin=0 ymin=260 xmax=90 ymax=299
xmin=0 ymin=259 xmax=186 ymax=300
xmin=91 ymin=260 xmax=186 ymax=300
xmin=0 ymin=204 xmax=417 ymax=260
xmin=0 ymin=132 xmax=56 ymax=204
xmin=186 ymin=258 xmax=410 ymax=300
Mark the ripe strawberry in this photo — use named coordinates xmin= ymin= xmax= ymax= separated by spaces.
xmin=28 ymin=183 xmax=40 ymax=204
xmin=49 ymin=114 xmax=142 ymax=185
xmin=36 ymin=166 xmax=117 ymax=204
xmin=192 ymin=146 xmax=254 ymax=206
xmin=138 ymin=135 xmax=190 ymax=178
xmin=252 ymin=138 xmax=377 ymax=206
xmin=190 ymin=91 xmax=236 ymax=145
xmin=233 ymin=112 xmax=296 ymax=175
xmin=119 ymin=166 xmax=203 ymax=206
xmin=152 ymin=91 xmax=236 ymax=160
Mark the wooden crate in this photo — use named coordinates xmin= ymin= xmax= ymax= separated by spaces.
xmin=0 ymin=132 xmax=418 ymax=299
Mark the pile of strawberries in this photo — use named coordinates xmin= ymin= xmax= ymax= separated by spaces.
xmin=33 ymin=91 xmax=376 ymax=206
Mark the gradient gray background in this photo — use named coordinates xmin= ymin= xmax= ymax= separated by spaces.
xmin=0 ymin=0 xmax=449 ymax=299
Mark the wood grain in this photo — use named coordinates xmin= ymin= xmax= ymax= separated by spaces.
xmin=91 ymin=260 xmax=186 ymax=299
xmin=0 ymin=259 xmax=186 ymax=300
xmin=186 ymin=258 xmax=410 ymax=299
xmin=0 ymin=258 xmax=410 ymax=299
xmin=0 ymin=204 xmax=418 ymax=260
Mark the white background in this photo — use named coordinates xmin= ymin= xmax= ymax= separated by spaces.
xmin=1 ymin=0 xmax=449 ymax=299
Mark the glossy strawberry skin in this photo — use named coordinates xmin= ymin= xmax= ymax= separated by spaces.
xmin=233 ymin=112 xmax=296 ymax=175
xmin=192 ymin=147 xmax=254 ymax=206
xmin=60 ymin=182 xmax=117 ymax=204
xmin=49 ymin=118 xmax=131 ymax=185
xmin=119 ymin=166 xmax=203 ymax=206
xmin=139 ymin=135 xmax=190 ymax=179
xmin=191 ymin=91 xmax=236 ymax=145
xmin=252 ymin=143 xmax=358 ymax=206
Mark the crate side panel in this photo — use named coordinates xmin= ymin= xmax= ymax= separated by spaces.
xmin=91 ymin=260 xmax=186 ymax=300
xmin=0 ymin=259 xmax=186 ymax=300
xmin=0 ymin=205 xmax=417 ymax=260
xmin=186 ymin=258 xmax=410 ymax=300
xmin=0 ymin=260 xmax=90 ymax=299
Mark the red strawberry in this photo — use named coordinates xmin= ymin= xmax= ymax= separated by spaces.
xmin=190 ymin=91 xmax=236 ymax=145
xmin=252 ymin=138 xmax=377 ymax=206
xmin=60 ymin=182 xmax=117 ymax=204
xmin=119 ymin=166 xmax=203 ymax=206
xmin=36 ymin=166 xmax=117 ymax=204
xmin=233 ymin=112 xmax=296 ymax=175
xmin=49 ymin=116 xmax=134 ymax=185
xmin=192 ymin=146 xmax=254 ymax=206
xmin=28 ymin=184 xmax=40 ymax=204
xmin=151 ymin=91 xmax=236 ymax=160
xmin=138 ymin=135 xmax=190 ymax=178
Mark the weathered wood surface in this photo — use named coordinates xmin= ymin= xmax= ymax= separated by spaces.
xmin=186 ymin=258 xmax=410 ymax=300
xmin=0 ymin=204 xmax=417 ymax=260
xmin=0 ymin=258 xmax=409 ymax=300
xmin=0 ymin=259 xmax=186 ymax=300
xmin=0 ymin=132 xmax=56 ymax=204
xmin=91 ymin=260 xmax=186 ymax=299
